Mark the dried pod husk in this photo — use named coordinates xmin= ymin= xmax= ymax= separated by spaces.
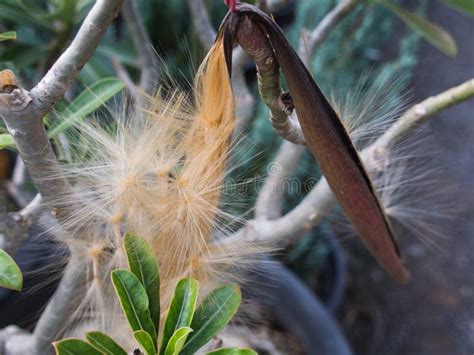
xmin=219 ymin=4 xmax=410 ymax=283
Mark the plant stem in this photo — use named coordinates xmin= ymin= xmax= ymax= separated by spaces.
xmin=32 ymin=256 xmax=89 ymax=354
xmin=237 ymin=15 xmax=305 ymax=145
xmin=0 ymin=1 xmax=123 ymax=353
xmin=299 ymin=0 xmax=357 ymax=65
xmin=241 ymin=77 xmax=474 ymax=245
xmin=122 ymin=0 xmax=158 ymax=93
xmin=0 ymin=194 xmax=42 ymax=255
xmin=255 ymin=1 xmax=357 ymax=220
xmin=370 ymin=78 xmax=474 ymax=152
xmin=187 ymin=0 xmax=216 ymax=51
xmin=0 ymin=0 xmax=123 ymax=225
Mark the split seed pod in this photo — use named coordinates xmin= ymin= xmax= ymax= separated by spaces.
xmin=219 ymin=4 xmax=410 ymax=282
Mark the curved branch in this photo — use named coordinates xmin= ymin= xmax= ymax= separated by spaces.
xmin=255 ymin=142 xmax=305 ymax=219
xmin=244 ymin=78 xmax=474 ymax=245
xmin=231 ymin=48 xmax=256 ymax=139
xmin=236 ymin=16 xmax=305 ymax=145
xmin=236 ymin=1 xmax=357 ymax=146
xmin=299 ymin=0 xmax=357 ymax=66
xmin=0 ymin=0 xmax=123 ymax=225
xmin=33 ymin=0 xmax=124 ymax=115
xmin=254 ymin=2 xmax=358 ymax=220
xmin=2 ymin=256 xmax=90 ymax=355
xmin=0 ymin=194 xmax=42 ymax=255
xmin=122 ymin=0 xmax=158 ymax=93
xmin=367 ymin=78 xmax=474 ymax=154
xmin=112 ymin=58 xmax=139 ymax=102
xmin=32 ymin=256 xmax=89 ymax=354
xmin=0 ymin=2 xmax=123 ymax=353
xmin=187 ymin=0 xmax=217 ymax=51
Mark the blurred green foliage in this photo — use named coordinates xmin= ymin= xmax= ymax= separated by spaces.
xmin=0 ymin=0 xmax=465 ymax=295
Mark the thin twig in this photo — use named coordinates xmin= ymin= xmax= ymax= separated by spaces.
xmin=255 ymin=142 xmax=305 ymax=219
xmin=112 ymin=58 xmax=139 ymax=102
xmin=7 ymin=157 xmax=33 ymax=208
xmin=240 ymin=78 xmax=474 ymax=245
xmin=187 ymin=0 xmax=217 ymax=51
xmin=366 ymin=78 xmax=474 ymax=155
xmin=231 ymin=47 xmax=256 ymax=139
xmin=122 ymin=0 xmax=158 ymax=93
xmin=11 ymin=158 xmax=25 ymax=193
xmin=299 ymin=0 xmax=357 ymax=66
xmin=234 ymin=1 xmax=358 ymax=146
xmin=250 ymin=0 xmax=357 ymax=145
xmin=2 ymin=255 xmax=90 ymax=355
xmin=236 ymin=16 xmax=305 ymax=145
xmin=0 ymin=194 xmax=42 ymax=255
xmin=32 ymin=255 xmax=89 ymax=354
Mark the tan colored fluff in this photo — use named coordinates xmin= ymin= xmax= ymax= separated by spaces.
xmin=47 ymin=37 xmax=265 ymax=343
xmin=331 ymin=73 xmax=457 ymax=250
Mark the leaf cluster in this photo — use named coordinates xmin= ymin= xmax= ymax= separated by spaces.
xmin=53 ymin=234 xmax=255 ymax=355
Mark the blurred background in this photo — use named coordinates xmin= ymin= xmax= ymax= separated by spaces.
xmin=0 ymin=0 xmax=473 ymax=354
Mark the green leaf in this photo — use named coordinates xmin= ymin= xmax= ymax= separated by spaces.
xmin=160 ymin=279 xmax=199 ymax=355
xmin=47 ymin=0 xmax=77 ymax=22
xmin=1 ymin=45 xmax=50 ymax=70
xmin=124 ymin=234 xmax=161 ymax=334
xmin=181 ymin=285 xmax=241 ymax=355
xmin=375 ymin=0 xmax=458 ymax=57
xmin=164 ymin=327 xmax=193 ymax=355
xmin=49 ymin=78 xmax=124 ymax=137
xmin=439 ymin=0 xmax=474 ymax=16
xmin=111 ymin=269 xmax=157 ymax=345
xmin=133 ymin=330 xmax=157 ymax=355
xmin=85 ymin=331 xmax=127 ymax=355
xmin=96 ymin=44 xmax=139 ymax=68
xmin=0 ymin=31 xmax=16 ymax=41
xmin=0 ymin=4 xmax=53 ymax=31
xmin=0 ymin=249 xmax=22 ymax=291
xmin=53 ymin=338 xmax=103 ymax=355
xmin=206 ymin=348 xmax=258 ymax=355
xmin=0 ymin=134 xmax=15 ymax=150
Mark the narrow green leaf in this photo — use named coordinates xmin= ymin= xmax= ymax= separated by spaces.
xmin=1 ymin=45 xmax=49 ymax=70
xmin=111 ymin=269 xmax=157 ymax=345
xmin=79 ymin=62 xmax=104 ymax=87
xmin=0 ymin=31 xmax=16 ymax=41
xmin=0 ymin=134 xmax=15 ymax=150
xmin=97 ymin=44 xmax=139 ymax=68
xmin=85 ymin=331 xmax=127 ymax=355
xmin=0 ymin=4 xmax=54 ymax=31
xmin=160 ymin=279 xmax=199 ymax=355
xmin=439 ymin=0 xmax=474 ymax=16
xmin=133 ymin=330 xmax=157 ymax=355
xmin=53 ymin=338 xmax=103 ymax=355
xmin=124 ymin=234 xmax=161 ymax=334
xmin=375 ymin=0 xmax=457 ymax=57
xmin=181 ymin=285 xmax=241 ymax=355
xmin=206 ymin=348 xmax=258 ymax=355
xmin=164 ymin=327 xmax=193 ymax=355
xmin=49 ymin=78 xmax=124 ymax=137
xmin=47 ymin=0 xmax=77 ymax=22
xmin=0 ymin=249 xmax=22 ymax=291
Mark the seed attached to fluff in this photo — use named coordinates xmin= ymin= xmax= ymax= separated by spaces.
xmin=46 ymin=34 xmax=268 ymax=342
